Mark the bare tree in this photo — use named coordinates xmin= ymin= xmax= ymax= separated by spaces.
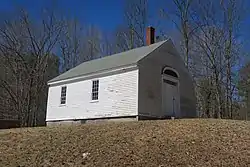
xmin=59 ymin=19 xmax=83 ymax=72
xmin=191 ymin=0 xmax=245 ymax=119
xmin=59 ymin=20 xmax=106 ymax=72
xmin=238 ymin=62 xmax=250 ymax=120
xmin=160 ymin=0 xmax=246 ymax=119
xmin=115 ymin=0 xmax=148 ymax=52
xmin=161 ymin=0 xmax=197 ymax=69
xmin=0 ymin=8 xmax=108 ymax=126
xmin=82 ymin=25 xmax=104 ymax=61
xmin=0 ymin=9 xmax=62 ymax=126
xmin=220 ymin=0 xmax=245 ymax=118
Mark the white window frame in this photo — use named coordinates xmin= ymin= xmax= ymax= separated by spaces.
xmin=91 ymin=80 xmax=99 ymax=101
xmin=60 ymin=86 xmax=67 ymax=105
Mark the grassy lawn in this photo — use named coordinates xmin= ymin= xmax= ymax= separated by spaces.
xmin=0 ymin=119 xmax=249 ymax=167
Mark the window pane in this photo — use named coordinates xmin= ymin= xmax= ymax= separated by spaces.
xmin=61 ymin=86 xmax=67 ymax=92
xmin=91 ymin=80 xmax=99 ymax=100
xmin=61 ymin=86 xmax=67 ymax=104
xmin=164 ymin=69 xmax=178 ymax=78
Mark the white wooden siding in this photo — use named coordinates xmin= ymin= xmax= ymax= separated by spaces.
xmin=46 ymin=69 xmax=139 ymax=121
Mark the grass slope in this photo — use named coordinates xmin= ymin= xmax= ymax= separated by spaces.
xmin=0 ymin=119 xmax=249 ymax=167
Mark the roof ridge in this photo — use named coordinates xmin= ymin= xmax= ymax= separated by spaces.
xmin=86 ymin=40 xmax=168 ymax=62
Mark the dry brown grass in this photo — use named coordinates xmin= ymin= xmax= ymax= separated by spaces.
xmin=0 ymin=119 xmax=249 ymax=167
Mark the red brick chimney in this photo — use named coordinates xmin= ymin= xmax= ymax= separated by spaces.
xmin=146 ymin=26 xmax=155 ymax=45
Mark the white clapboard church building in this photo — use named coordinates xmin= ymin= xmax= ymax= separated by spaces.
xmin=46 ymin=27 xmax=196 ymax=125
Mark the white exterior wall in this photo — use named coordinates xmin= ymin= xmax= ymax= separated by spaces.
xmin=138 ymin=40 xmax=196 ymax=118
xmin=46 ymin=69 xmax=139 ymax=121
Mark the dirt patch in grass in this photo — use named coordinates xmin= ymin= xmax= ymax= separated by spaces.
xmin=0 ymin=119 xmax=249 ymax=167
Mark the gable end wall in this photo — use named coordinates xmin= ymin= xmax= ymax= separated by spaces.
xmin=138 ymin=41 xmax=196 ymax=118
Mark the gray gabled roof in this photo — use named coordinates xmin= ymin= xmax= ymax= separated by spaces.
xmin=48 ymin=40 xmax=167 ymax=83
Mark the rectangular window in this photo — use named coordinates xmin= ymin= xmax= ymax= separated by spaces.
xmin=91 ymin=80 xmax=99 ymax=100
xmin=60 ymin=86 xmax=67 ymax=104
